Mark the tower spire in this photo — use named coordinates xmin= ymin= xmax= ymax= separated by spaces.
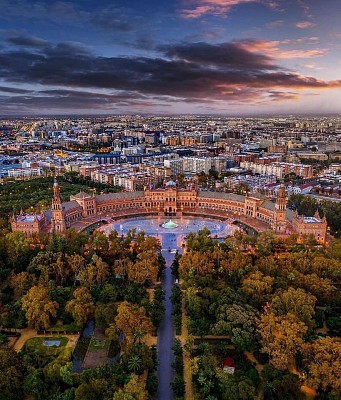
xmin=51 ymin=176 xmax=66 ymax=233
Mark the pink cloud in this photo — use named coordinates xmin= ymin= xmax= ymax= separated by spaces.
xmin=180 ymin=0 xmax=277 ymax=19
xmin=237 ymin=38 xmax=326 ymax=59
xmin=296 ymin=21 xmax=316 ymax=29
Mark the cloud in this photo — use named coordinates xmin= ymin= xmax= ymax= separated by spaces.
xmin=0 ymin=86 xmax=31 ymax=94
xmin=266 ymin=19 xmax=284 ymax=29
xmin=0 ymin=89 xmax=164 ymax=114
xmin=7 ymin=33 xmax=48 ymax=48
xmin=0 ymin=37 xmax=340 ymax=113
xmin=296 ymin=21 xmax=316 ymax=29
xmin=180 ymin=0 xmax=277 ymax=19
xmin=237 ymin=38 xmax=327 ymax=59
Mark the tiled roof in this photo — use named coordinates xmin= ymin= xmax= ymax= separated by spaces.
xmin=62 ymin=201 xmax=82 ymax=211
xmin=71 ymin=192 xmax=92 ymax=199
xmin=286 ymin=209 xmax=295 ymax=222
xmin=96 ymin=191 xmax=144 ymax=202
xmin=262 ymin=200 xmax=276 ymax=211
xmin=197 ymin=191 xmax=245 ymax=203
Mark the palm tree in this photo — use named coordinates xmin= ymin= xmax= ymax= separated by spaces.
xmin=127 ymin=355 xmax=143 ymax=374
xmin=133 ymin=329 xmax=146 ymax=344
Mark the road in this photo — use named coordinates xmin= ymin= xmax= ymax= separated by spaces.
xmin=157 ymin=249 xmax=176 ymax=400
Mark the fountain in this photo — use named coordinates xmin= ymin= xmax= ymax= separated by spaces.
xmin=162 ymin=219 xmax=178 ymax=229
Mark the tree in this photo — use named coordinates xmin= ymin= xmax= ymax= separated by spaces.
xmin=95 ymin=303 xmax=116 ymax=328
xmin=114 ymin=374 xmax=148 ymax=400
xmin=128 ymin=355 xmax=143 ymax=374
xmin=51 ymin=255 xmax=70 ymax=285
xmin=89 ymin=231 xmax=109 ymax=254
xmin=127 ymin=252 xmax=159 ymax=284
xmin=258 ymin=313 xmax=308 ymax=371
xmin=78 ymin=256 xmax=109 ymax=289
xmin=4 ymin=231 xmax=32 ymax=271
xmin=179 ymin=251 xmax=215 ymax=280
xmin=242 ymin=271 xmax=274 ymax=304
xmin=66 ymin=287 xmax=95 ymax=327
xmin=186 ymin=228 xmax=215 ymax=253
xmin=303 ymin=337 xmax=341 ymax=393
xmin=9 ymin=271 xmax=36 ymax=299
xmin=91 ymin=254 xmax=110 ymax=285
xmin=105 ymin=323 xmax=119 ymax=341
xmin=270 ymin=287 xmax=316 ymax=327
xmin=0 ymin=348 xmax=25 ymax=400
xmin=261 ymin=364 xmax=302 ymax=400
xmin=65 ymin=254 xmax=86 ymax=284
xmin=213 ymin=304 xmax=258 ymax=351
xmin=219 ymin=250 xmax=252 ymax=284
xmin=256 ymin=231 xmax=277 ymax=257
xmin=115 ymin=301 xmax=153 ymax=344
xmin=75 ymin=379 xmax=108 ymax=400
xmin=218 ymin=372 xmax=256 ymax=400
xmin=22 ymin=285 xmax=58 ymax=330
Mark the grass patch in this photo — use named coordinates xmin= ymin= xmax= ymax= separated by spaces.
xmin=25 ymin=336 xmax=68 ymax=350
xmin=22 ymin=336 xmax=70 ymax=364
xmin=88 ymin=337 xmax=111 ymax=352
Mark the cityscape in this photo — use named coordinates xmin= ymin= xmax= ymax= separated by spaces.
xmin=0 ymin=1 xmax=341 ymax=400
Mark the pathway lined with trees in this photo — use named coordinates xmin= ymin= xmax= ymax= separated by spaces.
xmin=157 ymin=250 xmax=176 ymax=400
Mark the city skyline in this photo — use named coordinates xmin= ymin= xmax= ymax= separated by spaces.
xmin=0 ymin=0 xmax=341 ymax=115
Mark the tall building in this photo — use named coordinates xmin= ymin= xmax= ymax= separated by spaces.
xmin=273 ymin=184 xmax=288 ymax=232
xmin=51 ymin=178 xmax=66 ymax=233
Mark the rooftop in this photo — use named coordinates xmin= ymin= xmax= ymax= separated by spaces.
xmin=16 ymin=214 xmax=43 ymax=222
xmin=303 ymin=217 xmax=322 ymax=223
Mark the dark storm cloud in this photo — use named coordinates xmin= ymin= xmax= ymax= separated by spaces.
xmin=7 ymin=33 xmax=48 ymax=48
xmin=0 ymin=86 xmax=31 ymax=94
xmin=0 ymin=38 xmax=340 ymax=110
xmin=160 ymin=41 xmax=276 ymax=70
xmin=0 ymin=89 xmax=162 ymax=112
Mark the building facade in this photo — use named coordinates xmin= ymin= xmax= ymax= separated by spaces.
xmin=11 ymin=179 xmax=327 ymax=243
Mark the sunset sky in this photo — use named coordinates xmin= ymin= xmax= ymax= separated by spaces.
xmin=0 ymin=0 xmax=340 ymax=115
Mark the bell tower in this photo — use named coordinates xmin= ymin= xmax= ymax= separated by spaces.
xmin=51 ymin=177 xmax=66 ymax=233
xmin=273 ymin=184 xmax=287 ymax=232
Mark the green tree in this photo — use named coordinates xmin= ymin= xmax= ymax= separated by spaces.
xmin=0 ymin=349 xmax=25 ymax=400
xmin=66 ymin=287 xmax=95 ymax=327
xmin=270 ymin=287 xmax=316 ymax=327
xmin=213 ymin=304 xmax=258 ymax=351
xmin=127 ymin=355 xmax=143 ymax=374
xmin=22 ymin=285 xmax=59 ymax=330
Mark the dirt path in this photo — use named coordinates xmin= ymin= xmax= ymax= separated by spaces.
xmin=288 ymin=361 xmax=317 ymax=400
xmin=12 ymin=328 xmax=79 ymax=352
xmin=244 ymin=351 xmax=264 ymax=374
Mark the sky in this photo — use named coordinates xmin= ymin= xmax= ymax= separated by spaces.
xmin=0 ymin=0 xmax=340 ymax=116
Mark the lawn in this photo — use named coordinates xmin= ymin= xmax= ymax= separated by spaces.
xmin=24 ymin=336 xmax=68 ymax=356
xmin=22 ymin=336 xmax=71 ymax=366
xmin=88 ymin=337 xmax=111 ymax=352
